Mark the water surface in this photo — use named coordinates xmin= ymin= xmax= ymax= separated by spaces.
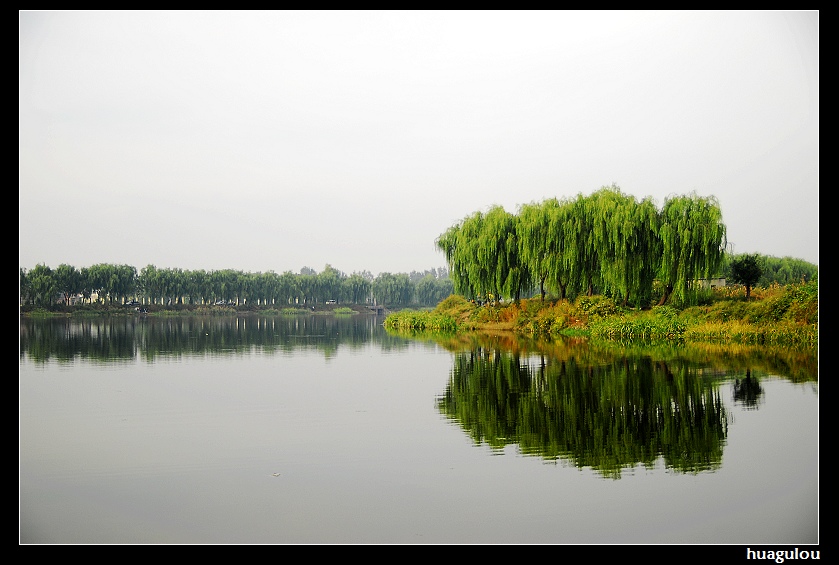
xmin=19 ymin=315 xmax=818 ymax=544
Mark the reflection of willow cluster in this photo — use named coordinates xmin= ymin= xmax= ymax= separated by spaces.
xmin=436 ymin=185 xmax=727 ymax=307
xmin=438 ymin=349 xmax=727 ymax=478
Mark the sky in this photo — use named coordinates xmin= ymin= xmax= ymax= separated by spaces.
xmin=19 ymin=10 xmax=819 ymax=277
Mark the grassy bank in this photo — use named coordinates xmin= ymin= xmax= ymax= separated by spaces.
xmin=385 ymin=281 xmax=818 ymax=348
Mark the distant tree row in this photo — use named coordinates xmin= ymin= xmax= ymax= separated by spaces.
xmin=721 ymin=253 xmax=818 ymax=288
xmin=438 ymin=185 xmax=728 ymax=307
xmin=722 ymin=252 xmax=818 ymax=301
xmin=19 ymin=263 xmax=453 ymax=309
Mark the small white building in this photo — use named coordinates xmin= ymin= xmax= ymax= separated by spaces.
xmin=696 ymin=277 xmax=726 ymax=289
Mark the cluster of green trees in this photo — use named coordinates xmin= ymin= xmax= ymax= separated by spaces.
xmin=437 ymin=185 xmax=728 ymax=307
xmin=721 ymin=253 xmax=817 ymax=289
xmin=19 ymin=263 xmax=453 ymax=309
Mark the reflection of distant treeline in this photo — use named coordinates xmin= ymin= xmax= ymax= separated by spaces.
xmin=19 ymin=315 xmax=412 ymax=363
xmin=439 ymin=349 xmax=729 ymax=478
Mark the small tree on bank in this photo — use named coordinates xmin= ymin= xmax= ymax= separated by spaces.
xmin=729 ymin=253 xmax=763 ymax=301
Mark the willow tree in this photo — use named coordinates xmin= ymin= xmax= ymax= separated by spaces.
xmin=415 ymin=275 xmax=454 ymax=306
xmin=584 ymin=187 xmax=628 ymax=299
xmin=277 ymin=271 xmax=300 ymax=305
xmin=436 ymin=223 xmax=469 ymax=297
xmin=517 ymin=200 xmax=552 ymax=301
xmin=53 ymin=264 xmax=81 ymax=305
xmin=88 ymin=263 xmax=137 ymax=304
xmin=317 ymin=264 xmax=345 ymax=302
xmin=624 ymin=196 xmax=660 ymax=307
xmin=296 ymin=272 xmax=317 ymax=305
xmin=187 ymin=269 xmax=211 ymax=305
xmin=569 ymin=191 xmax=607 ymax=296
xmin=545 ymin=197 xmax=582 ymax=300
xmin=240 ymin=272 xmax=264 ymax=305
xmin=138 ymin=265 xmax=161 ymax=304
xmin=439 ymin=206 xmax=530 ymax=302
xmin=484 ymin=205 xmax=530 ymax=302
xmin=372 ymin=272 xmax=413 ymax=306
xmin=343 ymin=272 xmax=372 ymax=304
xmin=657 ymin=193 xmax=727 ymax=305
xmin=21 ymin=264 xmax=56 ymax=308
xmin=461 ymin=209 xmax=495 ymax=300
xmin=436 ymin=211 xmax=493 ymax=300
xmin=595 ymin=189 xmax=660 ymax=307
xmin=208 ymin=269 xmax=244 ymax=305
xmin=158 ymin=267 xmax=185 ymax=305
xmin=518 ymin=198 xmax=575 ymax=300
xmin=140 ymin=264 xmax=187 ymax=305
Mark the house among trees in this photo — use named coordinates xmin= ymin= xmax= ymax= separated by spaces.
xmin=696 ymin=277 xmax=726 ymax=289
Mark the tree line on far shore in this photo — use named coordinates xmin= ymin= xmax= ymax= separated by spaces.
xmin=18 ymin=263 xmax=454 ymax=310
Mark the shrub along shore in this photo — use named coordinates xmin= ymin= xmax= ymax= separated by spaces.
xmin=383 ymin=281 xmax=818 ymax=348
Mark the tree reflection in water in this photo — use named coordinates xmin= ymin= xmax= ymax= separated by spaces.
xmin=20 ymin=315 xmax=814 ymax=481
xmin=419 ymin=330 xmax=815 ymax=479
xmin=733 ymin=369 xmax=764 ymax=409
xmin=439 ymin=347 xmax=729 ymax=478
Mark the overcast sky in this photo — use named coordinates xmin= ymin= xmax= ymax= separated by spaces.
xmin=19 ymin=10 xmax=819 ymax=277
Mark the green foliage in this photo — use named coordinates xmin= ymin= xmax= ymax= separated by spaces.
xmin=383 ymin=310 xmax=458 ymax=332
xmin=728 ymin=253 xmax=762 ymax=300
xmin=682 ymin=319 xmax=817 ymax=347
xmin=589 ymin=309 xmax=687 ymax=340
xmin=21 ymin=264 xmax=56 ymax=308
xmin=684 ymin=281 xmax=818 ymax=326
xmin=372 ymin=272 xmax=414 ymax=305
xmin=575 ymin=295 xmax=620 ymax=319
xmin=281 ymin=308 xmax=310 ymax=315
xmin=720 ymin=254 xmax=817 ymax=287
xmin=758 ymin=256 xmax=818 ymax=286
xmin=438 ymin=186 xmax=727 ymax=309
xmin=414 ymin=275 xmax=453 ymax=306
xmin=728 ymin=253 xmax=762 ymax=285
xmin=668 ymin=281 xmax=818 ymax=346
xmin=657 ymin=193 xmax=726 ymax=304
xmin=436 ymin=206 xmax=532 ymax=302
xmin=517 ymin=198 xmax=576 ymax=300
xmin=514 ymin=299 xmax=580 ymax=335
xmin=343 ymin=272 xmax=372 ymax=304
xmin=753 ymin=281 xmax=818 ymax=325
xmin=20 ymin=262 xmax=451 ymax=310
xmin=423 ymin=281 xmax=818 ymax=348
xmin=432 ymin=294 xmax=478 ymax=321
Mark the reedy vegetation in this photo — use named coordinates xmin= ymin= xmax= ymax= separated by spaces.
xmin=387 ymin=281 xmax=818 ymax=348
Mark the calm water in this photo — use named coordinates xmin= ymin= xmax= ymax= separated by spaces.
xmin=19 ymin=315 xmax=818 ymax=544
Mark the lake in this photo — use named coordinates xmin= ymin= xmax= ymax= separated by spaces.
xmin=19 ymin=314 xmax=818 ymax=544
